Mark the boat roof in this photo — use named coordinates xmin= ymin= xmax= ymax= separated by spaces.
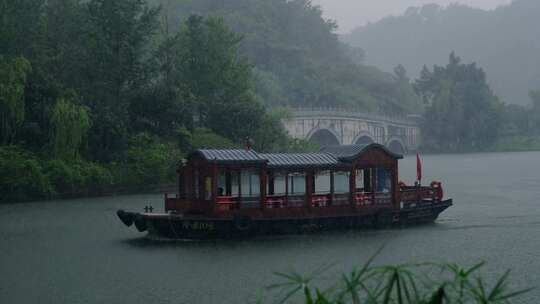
xmin=321 ymin=144 xmax=403 ymax=161
xmin=259 ymin=153 xmax=340 ymax=169
xmin=190 ymin=143 xmax=402 ymax=168
xmin=192 ymin=149 xmax=266 ymax=164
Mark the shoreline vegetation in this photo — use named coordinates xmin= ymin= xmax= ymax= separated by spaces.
xmin=421 ymin=137 xmax=540 ymax=155
xmin=2 ymin=0 xmax=540 ymax=203
xmin=4 ymin=147 xmax=540 ymax=203
xmin=264 ymin=255 xmax=532 ymax=304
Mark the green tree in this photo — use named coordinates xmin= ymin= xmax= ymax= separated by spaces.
xmin=0 ymin=146 xmax=53 ymax=202
xmin=250 ymin=109 xmax=290 ymax=152
xmin=0 ymin=56 xmax=32 ymax=144
xmin=49 ymin=94 xmax=92 ymax=159
xmin=415 ymin=52 xmax=502 ymax=152
xmin=392 ymin=64 xmax=423 ymax=114
xmin=164 ymin=15 xmax=269 ymax=144
xmin=41 ymin=0 xmax=87 ymax=90
xmin=176 ymin=127 xmax=237 ymax=152
xmin=83 ymin=0 xmax=160 ymax=160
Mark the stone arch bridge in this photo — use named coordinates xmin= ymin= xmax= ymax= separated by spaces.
xmin=283 ymin=108 xmax=421 ymax=154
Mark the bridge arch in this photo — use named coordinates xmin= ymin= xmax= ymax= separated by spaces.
xmin=386 ymin=137 xmax=407 ymax=155
xmin=353 ymin=132 xmax=376 ymax=145
xmin=283 ymin=109 xmax=420 ymax=153
xmin=307 ymin=128 xmax=340 ymax=147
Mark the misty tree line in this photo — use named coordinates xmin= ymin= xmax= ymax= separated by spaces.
xmin=343 ymin=0 xmax=540 ymax=152
xmin=345 ymin=0 xmax=540 ymax=106
xmin=415 ymin=52 xmax=540 ymax=152
xmin=148 ymin=0 xmax=424 ymax=114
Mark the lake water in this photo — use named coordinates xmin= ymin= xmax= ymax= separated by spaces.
xmin=1 ymin=152 xmax=540 ymax=303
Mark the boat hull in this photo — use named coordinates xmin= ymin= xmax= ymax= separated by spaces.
xmin=117 ymin=200 xmax=452 ymax=240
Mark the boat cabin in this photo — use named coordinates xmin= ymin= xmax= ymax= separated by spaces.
xmin=166 ymin=144 xmax=405 ymax=217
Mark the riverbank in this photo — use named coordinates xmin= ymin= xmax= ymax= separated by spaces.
xmin=1 ymin=182 xmax=176 ymax=204
xmin=490 ymin=135 xmax=540 ymax=152
xmin=0 ymin=145 xmax=178 ymax=204
xmin=419 ymin=135 xmax=540 ymax=154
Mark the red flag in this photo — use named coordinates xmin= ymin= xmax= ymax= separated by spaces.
xmin=416 ymin=152 xmax=422 ymax=182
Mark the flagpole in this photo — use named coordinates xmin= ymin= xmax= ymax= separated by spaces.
xmin=416 ymin=152 xmax=422 ymax=186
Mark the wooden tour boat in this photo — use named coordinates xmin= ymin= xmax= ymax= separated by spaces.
xmin=117 ymin=144 xmax=452 ymax=239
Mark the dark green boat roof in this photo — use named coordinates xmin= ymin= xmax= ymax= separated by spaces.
xmin=190 ymin=143 xmax=402 ymax=168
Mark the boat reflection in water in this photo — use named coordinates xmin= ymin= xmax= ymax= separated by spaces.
xmin=117 ymin=144 xmax=452 ymax=239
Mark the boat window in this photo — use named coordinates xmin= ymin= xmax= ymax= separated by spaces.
xmin=269 ymin=173 xmax=286 ymax=195
xmin=365 ymin=168 xmax=373 ymax=192
xmin=230 ymin=171 xmax=240 ymax=197
xmin=376 ymin=167 xmax=391 ymax=193
xmin=241 ymin=169 xmax=260 ymax=197
xmin=314 ymin=171 xmax=331 ymax=194
xmin=288 ymin=172 xmax=306 ymax=195
xmin=356 ymin=168 xmax=372 ymax=192
xmin=355 ymin=169 xmax=364 ymax=191
xmin=217 ymin=171 xmax=226 ymax=196
xmin=334 ymin=171 xmax=350 ymax=194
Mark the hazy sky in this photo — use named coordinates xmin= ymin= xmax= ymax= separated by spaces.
xmin=312 ymin=0 xmax=512 ymax=33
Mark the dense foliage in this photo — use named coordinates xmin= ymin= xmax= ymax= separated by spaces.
xmin=343 ymin=0 xmax=540 ymax=106
xmin=0 ymin=0 xmax=289 ymax=202
xmin=414 ymin=53 xmax=503 ymax=152
xmin=0 ymin=56 xmax=31 ymax=145
xmin=491 ymin=89 xmax=540 ymax=151
xmin=267 ymin=257 xmax=530 ymax=304
xmin=3 ymin=0 xmax=415 ymax=202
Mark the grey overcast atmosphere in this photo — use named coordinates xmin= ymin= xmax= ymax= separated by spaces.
xmin=313 ymin=0 xmax=512 ymax=33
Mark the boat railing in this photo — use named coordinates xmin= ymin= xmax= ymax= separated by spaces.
xmin=287 ymin=195 xmax=306 ymax=208
xmin=399 ymin=184 xmax=444 ymax=209
xmin=212 ymin=188 xmax=409 ymax=211
xmin=265 ymin=195 xmax=286 ymax=209
xmin=400 ymin=187 xmax=432 ymax=200
xmin=311 ymin=194 xmax=331 ymax=207
xmin=260 ymin=192 xmax=394 ymax=209
xmin=216 ymin=196 xmax=238 ymax=211
xmin=165 ymin=196 xmax=213 ymax=213
xmin=353 ymin=192 xmax=393 ymax=207
xmin=354 ymin=192 xmax=374 ymax=206
xmin=374 ymin=193 xmax=392 ymax=205
xmin=239 ymin=197 xmax=261 ymax=209
xmin=332 ymin=193 xmax=350 ymax=206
